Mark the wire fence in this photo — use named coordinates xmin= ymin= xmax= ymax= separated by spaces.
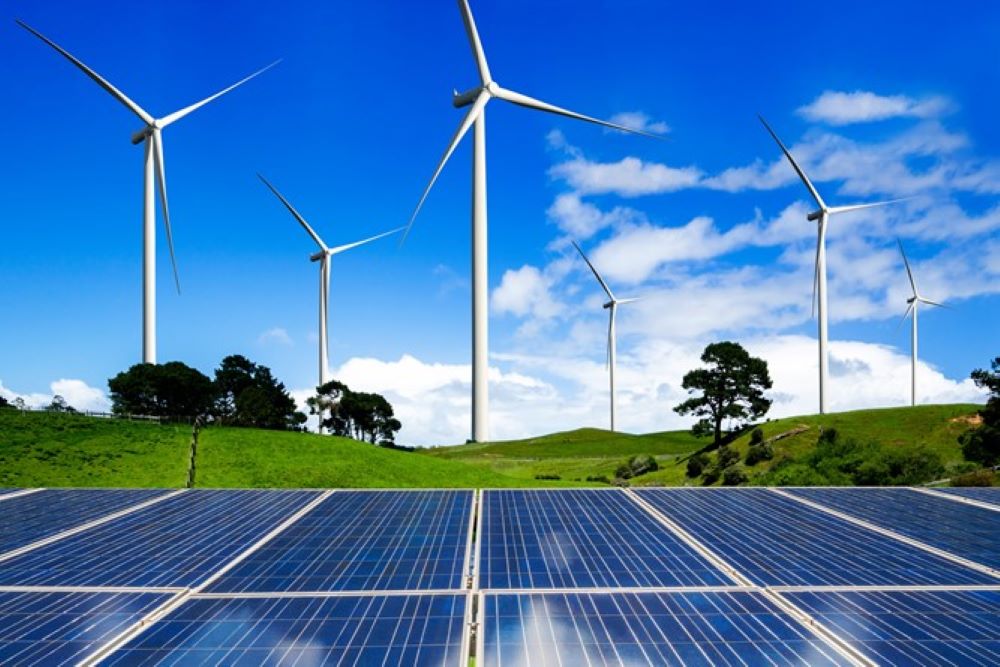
xmin=3 ymin=404 xmax=195 ymax=424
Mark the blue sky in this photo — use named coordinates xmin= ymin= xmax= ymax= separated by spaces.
xmin=1 ymin=0 xmax=997 ymax=444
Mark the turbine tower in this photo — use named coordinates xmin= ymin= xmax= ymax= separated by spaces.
xmin=18 ymin=20 xmax=278 ymax=364
xmin=404 ymin=0 xmax=658 ymax=442
xmin=258 ymin=175 xmax=402 ymax=434
xmin=897 ymin=240 xmax=946 ymax=407
xmin=759 ymin=116 xmax=904 ymax=414
xmin=572 ymin=241 xmax=639 ymax=432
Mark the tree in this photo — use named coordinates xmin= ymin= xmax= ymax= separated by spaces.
xmin=44 ymin=395 xmax=75 ymax=413
xmin=960 ymin=357 xmax=1000 ymax=466
xmin=674 ymin=341 xmax=773 ymax=446
xmin=0 ymin=395 xmax=9 ymax=409
xmin=108 ymin=362 xmax=214 ymax=418
xmin=308 ymin=380 xmax=402 ymax=444
xmin=212 ymin=355 xmax=304 ymax=430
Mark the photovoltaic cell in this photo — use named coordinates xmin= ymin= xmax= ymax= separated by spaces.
xmin=479 ymin=490 xmax=730 ymax=589
xmin=783 ymin=589 xmax=1000 ymax=666
xmin=0 ymin=489 xmax=320 ymax=588
xmin=636 ymin=488 xmax=997 ymax=586
xmin=206 ymin=490 xmax=472 ymax=593
xmin=0 ymin=488 xmax=168 ymax=555
xmin=938 ymin=487 xmax=1000 ymax=506
xmin=0 ymin=590 xmax=170 ymax=666
xmin=482 ymin=591 xmax=851 ymax=667
xmin=102 ymin=594 xmax=468 ymax=666
xmin=787 ymin=487 xmax=1000 ymax=572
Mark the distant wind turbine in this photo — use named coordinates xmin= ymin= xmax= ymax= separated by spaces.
xmin=258 ymin=175 xmax=402 ymax=434
xmin=897 ymin=240 xmax=946 ymax=407
xmin=17 ymin=19 xmax=278 ymax=364
xmin=759 ymin=116 xmax=905 ymax=414
xmin=572 ymin=241 xmax=639 ymax=432
xmin=404 ymin=0 xmax=658 ymax=442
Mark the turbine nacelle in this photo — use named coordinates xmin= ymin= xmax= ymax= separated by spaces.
xmin=453 ymin=86 xmax=483 ymax=108
xmin=807 ymin=210 xmax=824 ymax=222
xmin=131 ymin=126 xmax=154 ymax=145
xmin=310 ymin=251 xmax=326 ymax=262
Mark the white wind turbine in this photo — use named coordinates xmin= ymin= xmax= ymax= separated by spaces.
xmin=572 ymin=241 xmax=639 ymax=432
xmin=897 ymin=240 xmax=946 ymax=407
xmin=404 ymin=0 xmax=658 ymax=442
xmin=18 ymin=19 xmax=278 ymax=364
xmin=759 ymin=116 xmax=905 ymax=414
xmin=258 ymin=175 xmax=403 ymax=434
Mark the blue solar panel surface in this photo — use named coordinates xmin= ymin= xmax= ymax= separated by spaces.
xmin=206 ymin=490 xmax=472 ymax=593
xmin=939 ymin=487 xmax=1000 ymax=506
xmin=0 ymin=489 xmax=319 ymax=587
xmin=636 ymin=488 xmax=997 ymax=586
xmin=0 ymin=590 xmax=170 ymax=666
xmin=787 ymin=487 xmax=1000 ymax=572
xmin=482 ymin=591 xmax=851 ymax=667
xmin=480 ymin=490 xmax=730 ymax=589
xmin=0 ymin=488 xmax=167 ymax=555
xmin=103 ymin=593 xmax=468 ymax=666
xmin=783 ymin=589 xmax=1000 ymax=666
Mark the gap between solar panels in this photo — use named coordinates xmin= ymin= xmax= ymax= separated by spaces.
xmin=769 ymin=487 xmax=1000 ymax=580
xmin=916 ymin=486 xmax=1000 ymax=512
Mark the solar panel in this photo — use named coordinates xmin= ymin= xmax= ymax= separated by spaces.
xmin=101 ymin=593 xmax=469 ymax=666
xmin=783 ymin=589 xmax=1000 ymax=666
xmin=205 ymin=490 xmax=472 ymax=593
xmin=636 ymin=488 xmax=997 ymax=586
xmin=479 ymin=490 xmax=730 ymax=589
xmin=0 ymin=490 xmax=320 ymax=588
xmin=0 ymin=489 xmax=168 ymax=556
xmin=482 ymin=590 xmax=852 ymax=666
xmin=0 ymin=590 xmax=170 ymax=666
xmin=938 ymin=487 xmax=1000 ymax=506
xmin=787 ymin=487 xmax=1000 ymax=572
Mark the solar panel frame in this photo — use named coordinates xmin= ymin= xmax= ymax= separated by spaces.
xmin=0 ymin=589 xmax=173 ymax=666
xmin=478 ymin=590 xmax=855 ymax=667
xmin=0 ymin=489 xmax=171 ymax=557
xmin=785 ymin=487 xmax=1000 ymax=573
xmin=0 ymin=489 xmax=322 ymax=588
xmin=781 ymin=588 xmax=1000 ymax=666
xmin=99 ymin=591 xmax=472 ymax=666
xmin=636 ymin=488 xmax=998 ymax=587
xmin=937 ymin=486 xmax=1000 ymax=506
xmin=204 ymin=489 xmax=475 ymax=593
xmin=478 ymin=489 xmax=733 ymax=590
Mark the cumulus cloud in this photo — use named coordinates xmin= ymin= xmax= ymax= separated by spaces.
xmin=492 ymin=265 xmax=565 ymax=320
xmin=607 ymin=111 xmax=670 ymax=135
xmin=0 ymin=378 xmax=110 ymax=412
xmin=550 ymin=155 xmax=704 ymax=197
xmin=545 ymin=193 xmax=644 ymax=240
xmin=797 ymin=90 xmax=953 ymax=125
xmin=258 ymin=327 xmax=293 ymax=346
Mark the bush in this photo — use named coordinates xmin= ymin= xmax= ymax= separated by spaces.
xmin=745 ymin=443 xmax=774 ymax=466
xmin=585 ymin=475 xmax=610 ymax=484
xmin=701 ymin=468 xmax=721 ymax=485
xmin=615 ymin=454 xmax=660 ymax=480
xmin=722 ymin=464 xmax=748 ymax=486
xmin=750 ymin=428 xmax=764 ymax=446
xmin=686 ymin=453 xmax=709 ymax=478
xmin=951 ymin=470 xmax=995 ymax=487
xmin=614 ymin=463 xmax=632 ymax=480
xmin=716 ymin=445 xmax=740 ymax=469
xmin=534 ymin=474 xmax=561 ymax=480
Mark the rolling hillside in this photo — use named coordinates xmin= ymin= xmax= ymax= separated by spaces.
xmin=0 ymin=403 xmax=986 ymax=488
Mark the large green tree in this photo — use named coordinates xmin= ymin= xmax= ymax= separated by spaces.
xmin=108 ymin=362 xmax=215 ymax=418
xmin=308 ymin=381 xmax=401 ymax=444
xmin=674 ymin=341 xmax=773 ymax=446
xmin=212 ymin=355 xmax=304 ymax=430
xmin=960 ymin=357 xmax=1000 ymax=466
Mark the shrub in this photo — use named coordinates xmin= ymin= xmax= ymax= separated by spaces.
xmin=701 ymin=468 xmax=721 ymax=485
xmin=951 ymin=470 xmax=995 ymax=487
xmin=722 ymin=464 xmax=748 ymax=486
xmin=686 ymin=453 xmax=709 ymax=478
xmin=745 ymin=443 xmax=774 ymax=466
xmin=716 ymin=445 xmax=740 ymax=469
xmin=750 ymin=428 xmax=764 ymax=446
xmin=629 ymin=454 xmax=659 ymax=476
xmin=534 ymin=474 xmax=561 ymax=480
xmin=586 ymin=475 xmax=610 ymax=484
xmin=614 ymin=463 xmax=632 ymax=480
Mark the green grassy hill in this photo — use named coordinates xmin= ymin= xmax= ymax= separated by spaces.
xmin=0 ymin=403 xmax=985 ymax=488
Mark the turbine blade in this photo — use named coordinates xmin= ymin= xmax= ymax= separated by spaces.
xmin=457 ymin=0 xmax=491 ymax=84
xmin=158 ymin=60 xmax=281 ymax=128
xmin=827 ymin=198 xmax=910 ymax=216
xmin=328 ymin=226 xmax=406 ymax=255
xmin=616 ymin=297 xmax=641 ymax=305
xmin=897 ymin=238 xmax=917 ymax=296
xmin=895 ymin=302 xmax=914 ymax=332
xmin=257 ymin=173 xmax=328 ymax=251
xmin=758 ymin=115 xmax=825 ymax=210
xmin=571 ymin=240 xmax=615 ymax=301
xmin=16 ymin=19 xmax=153 ymax=125
xmin=153 ymin=131 xmax=181 ymax=294
xmin=919 ymin=297 xmax=949 ymax=309
xmin=493 ymin=86 xmax=664 ymax=140
xmin=401 ymin=91 xmax=489 ymax=244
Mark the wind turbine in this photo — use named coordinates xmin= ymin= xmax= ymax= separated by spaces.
xmin=572 ymin=241 xmax=639 ymax=432
xmin=897 ymin=240 xmax=946 ymax=407
xmin=759 ymin=116 xmax=904 ymax=414
xmin=404 ymin=0 xmax=658 ymax=442
xmin=17 ymin=19 xmax=278 ymax=364
xmin=258 ymin=175 xmax=403 ymax=434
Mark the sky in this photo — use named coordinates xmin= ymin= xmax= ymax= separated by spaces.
xmin=1 ymin=0 xmax=998 ymax=445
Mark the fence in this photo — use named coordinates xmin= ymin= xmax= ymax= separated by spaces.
xmin=4 ymin=405 xmax=194 ymax=425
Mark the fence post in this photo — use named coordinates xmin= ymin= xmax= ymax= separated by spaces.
xmin=186 ymin=415 xmax=203 ymax=489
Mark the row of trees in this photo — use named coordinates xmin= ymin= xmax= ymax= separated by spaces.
xmin=306 ymin=380 xmax=402 ymax=445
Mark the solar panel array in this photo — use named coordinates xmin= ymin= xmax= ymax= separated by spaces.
xmin=0 ymin=485 xmax=997 ymax=666
xmin=938 ymin=486 xmax=1000 ymax=505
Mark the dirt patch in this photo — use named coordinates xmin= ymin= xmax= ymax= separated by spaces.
xmin=950 ymin=414 xmax=983 ymax=426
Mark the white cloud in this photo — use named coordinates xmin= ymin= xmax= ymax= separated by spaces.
xmin=492 ymin=265 xmax=564 ymax=320
xmin=797 ymin=90 xmax=953 ymax=125
xmin=545 ymin=192 xmax=644 ymax=240
xmin=0 ymin=378 xmax=110 ymax=412
xmin=550 ymin=156 xmax=704 ymax=197
xmin=607 ymin=111 xmax=670 ymax=135
xmin=258 ymin=327 xmax=293 ymax=346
